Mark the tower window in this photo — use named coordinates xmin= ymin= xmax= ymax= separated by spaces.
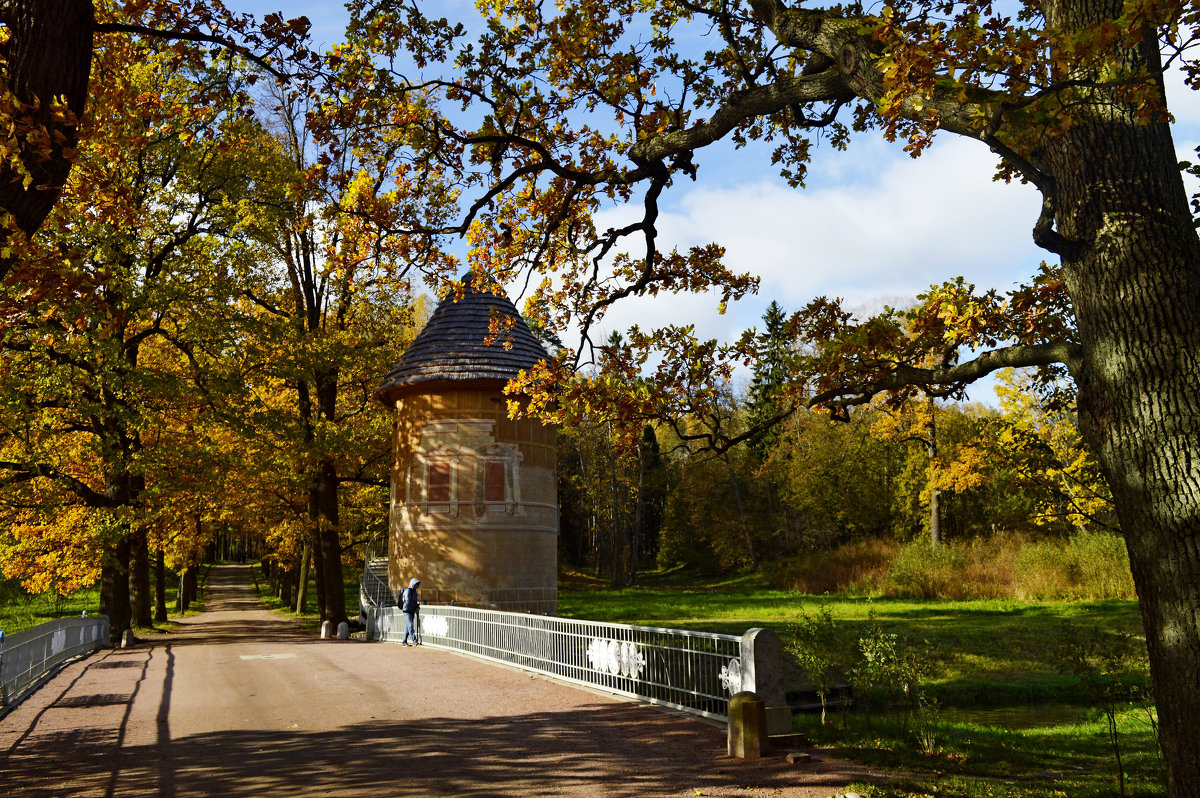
xmin=484 ymin=461 xmax=507 ymax=502
xmin=428 ymin=462 xmax=452 ymax=503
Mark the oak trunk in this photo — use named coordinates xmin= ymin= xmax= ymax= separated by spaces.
xmin=98 ymin=536 xmax=130 ymax=645
xmin=1043 ymin=2 xmax=1200 ymax=791
xmin=154 ymin=548 xmax=168 ymax=623
xmin=0 ymin=0 xmax=93 ymax=277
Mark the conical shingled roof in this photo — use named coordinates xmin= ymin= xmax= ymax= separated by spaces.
xmin=377 ymin=272 xmax=550 ymax=404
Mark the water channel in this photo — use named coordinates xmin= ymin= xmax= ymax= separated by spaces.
xmin=936 ymin=703 xmax=1095 ymax=729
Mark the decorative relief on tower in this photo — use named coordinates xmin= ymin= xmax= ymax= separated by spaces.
xmin=408 ymin=418 xmax=522 ymax=519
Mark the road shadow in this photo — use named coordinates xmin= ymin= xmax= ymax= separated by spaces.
xmin=2 ymin=700 xmax=881 ymax=797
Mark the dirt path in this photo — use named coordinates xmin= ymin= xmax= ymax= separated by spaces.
xmin=0 ymin=564 xmax=888 ymax=797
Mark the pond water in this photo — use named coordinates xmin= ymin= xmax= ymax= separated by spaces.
xmin=936 ymin=703 xmax=1095 ymax=729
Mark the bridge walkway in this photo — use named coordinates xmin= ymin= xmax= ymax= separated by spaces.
xmin=0 ymin=563 xmax=883 ymax=797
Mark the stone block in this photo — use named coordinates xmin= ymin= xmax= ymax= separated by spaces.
xmin=336 ymin=622 xmax=350 ymax=640
xmin=765 ymin=705 xmax=793 ymax=736
xmin=770 ymin=733 xmax=808 ymax=750
xmin=320 ymin=620 xmax=333 ymax=639
xmin=727 ymin=691 xmax=767 ymax=760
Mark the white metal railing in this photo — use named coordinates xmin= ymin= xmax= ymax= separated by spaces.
xmin=1 ymin=615 xmax=110 ymax=707
xmin=367 ymin=604 xmax=746 ymax=720
xmin=361 ymin=561 xmax=392 ymax=607
xmin=360 ymin=532 xmax=393 ymax=609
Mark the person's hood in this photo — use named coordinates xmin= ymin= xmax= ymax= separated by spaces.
xmin=409 ymin=578 xmax=420 ymax=588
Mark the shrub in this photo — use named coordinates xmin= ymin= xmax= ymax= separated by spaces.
xmin=785 ymin=605 xmax=845 ymax=724
xmin=954 ymin=533 xmax=1024 ymax=599
xmin=763 ymin=531 xmax=1134 ymax=601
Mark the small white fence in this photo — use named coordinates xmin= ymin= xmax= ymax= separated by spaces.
xmin=366 ymin=603 xmax=777 ymax=721
xmin=1 ymin=616 xmax=110 ymax=708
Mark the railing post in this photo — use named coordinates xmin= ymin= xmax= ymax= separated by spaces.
xmin=740 ymin=627 xmax=791 ymax=735
xmin=739 ymin=628 xmax=783 ymax=703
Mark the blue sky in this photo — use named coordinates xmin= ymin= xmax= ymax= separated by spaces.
xmin=235 ymin=1 xmax=1200 ymax=402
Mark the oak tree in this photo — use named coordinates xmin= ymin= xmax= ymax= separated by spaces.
xmin=340 ymin=0 xmax=1200 ymax=790
xmin=0 ymin=25 xmax=271 ymax=639
xmin=232 ymin=90 xmax=424 ymax=625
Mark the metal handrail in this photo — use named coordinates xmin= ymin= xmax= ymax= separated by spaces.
xmin=367 ymin=603 xmax=746 ymax=721
xmin=1 ymin=615 xmax=110 ymax=708
xmin=360 ymin=531 xmax=393 ymax=608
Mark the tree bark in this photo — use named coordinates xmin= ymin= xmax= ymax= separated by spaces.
xmin=130 ymin=526 xmax=152 ymax=627
xmin=310 ymin=520 xmax=327 ymax=621
xmin=177 ymin=566 xmax=191 ymax=612
xmin=1039 ymin=1 xmax=1200 ymax=791
xmin=0 ymin=0 xmax=94 ymax=278
xmin=927 ymin=401 xmax=940 ymax=547
xmin=182 ymin=565 xmax=197 ymax=609
xmin=279 ymin=564 xmax=294 ymax=607
xmin=154 ymin=548 xmax=167 ymax=623
xmin=311 ymin=370 xmax=348 ymax=625
xmin=318 ymin=457 xmax=347 ymax=625
xmin=98 ymin=536 xmax=130 ymax=645
xmin=295 ymin=543 xmax=310 ymax=614
xmin=97 ymin=467 xmax=139 ymax=643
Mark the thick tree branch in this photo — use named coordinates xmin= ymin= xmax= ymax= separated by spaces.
xmin=92 ymin=22 xmax=288 ymax=80
xmin=335 ymin=475 xmax=389 ymax=488
xmin=752 ymin=0 xmax=1063 ymax=144
xmin=664 ymin=340 xmax=1081 ymax=454
xmin=0 ymin=460 xmax=121 ymax=507
xmin=628 ymin=69 xmax=854 ymax=164
xmin=812 ymin=341 xmax=1083 ymax=411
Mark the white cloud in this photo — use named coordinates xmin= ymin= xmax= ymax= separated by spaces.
xmin=594 ymin=135 xmax=1044 ymax=346
xmin=585 ymin=135 xmax=1050 ymax=404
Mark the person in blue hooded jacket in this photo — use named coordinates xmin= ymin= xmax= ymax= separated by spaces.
xmin=399 ymin=578 xmax=420 ymax=646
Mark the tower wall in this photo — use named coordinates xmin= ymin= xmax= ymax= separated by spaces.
xmin=388 ymin=384 xmax=557 ymax=614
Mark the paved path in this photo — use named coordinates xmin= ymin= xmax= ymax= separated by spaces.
xmin=0 ymin=564 xmax=886 ymax=797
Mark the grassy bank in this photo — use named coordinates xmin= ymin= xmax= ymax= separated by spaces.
xmin=560 ymin=570 xmax=1163 ymax=797
xmin=0 ymin=564 xmax=211 ymax=636
xmin=0 ymin=581 xmax=101 ymax=635
xmin=826 ymin=708 xmax=1164 ymax=798
xmin=561 ymin=578 xmax=1144 ymax=703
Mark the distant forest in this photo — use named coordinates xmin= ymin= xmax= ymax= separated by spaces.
xmin=559 ymin=305 xmax=1117 ymax=594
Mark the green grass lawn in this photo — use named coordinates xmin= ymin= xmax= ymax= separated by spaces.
xmin=559 ymin=575 xmax=1145 ymax=704
xmin=559 ymin=568 xmax=1164 ymax=797
xmin=824 ymin=710 xmax=1165 ymax=798
xmin=0 ymin=582 xmax=102 ymax=636
xmin=0 ymin=564 xmax=212 ymax=636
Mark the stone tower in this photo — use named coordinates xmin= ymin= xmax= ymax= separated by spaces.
xmin=376 ymin=273 xmax=558 ymax=614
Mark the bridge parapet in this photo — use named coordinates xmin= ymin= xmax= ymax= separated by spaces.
xmin=366 ymin=603 xmax=782 ymax=723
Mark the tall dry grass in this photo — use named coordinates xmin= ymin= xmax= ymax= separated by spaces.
xmin=766 ymin=531 xmax=1136 ymax=600
xmin=764 ymin=538 xmax=899 ymax=594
